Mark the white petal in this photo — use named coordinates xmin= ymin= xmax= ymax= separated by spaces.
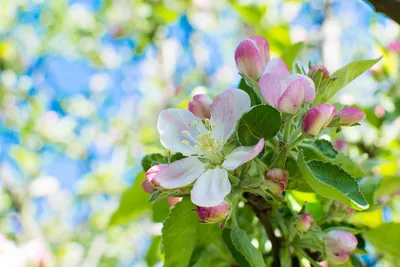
xmin=191 ymin=168 xmax=231 ymax=207
xmin=210 ymin=89 xmax=250 ymax=145
xmin=155 ymin=157 xmax=206 ymax=189
xmin=157 ymin=108 xmax=207 ymax=154
xmin=222 ymin=138 xmax=265 ymax=170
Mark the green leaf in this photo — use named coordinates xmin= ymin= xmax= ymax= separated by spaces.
xmin=331 ymin=154 xmax=365 ymax=179
xmin=162 ymin=198 xmax=198 ymax=267
xmin=152 ymin=199 xmax=170 ymax=222
xmin=375 ymin=176 xmax=400 ymax=198
xmin=363 ymin=223 xmax=400 ymax=258
xmin=230 ymin=228 xmax=265 ymax=267
xmin=109 ymin=172 xmax=151 ymax=226
xmin=359 ymin=177 xmax=381 ymax=207
xmin=142 ymin=153 xmax=168 ymax=172
xmin=236 ymin=104 xmax=281 ymax=146
xmin=281 ymin=42 xmax=304 ymax=71
xmin=146 ymin=236 xmax=162 ymax=267
xmin=298 ymin=153 xmax=369 ymax=211
xmin=238 ymin=78 xmax=261 ymax=106
xmin=299 ymin=139 xmax=338 ymax=162
xmin=313 ymin=57 xmax=381 ymax=104
xmin=222 ymin=229 xmax=250 ymax=267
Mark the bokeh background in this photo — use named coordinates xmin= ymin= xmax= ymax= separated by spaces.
xmin=1 ymin=0 xmax=400 ymax=266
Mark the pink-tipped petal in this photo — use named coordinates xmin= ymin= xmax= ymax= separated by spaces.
xmin=157 ymin=108 xmax=207 ymax=155
xmin=222 ymin=138 xmax=264 ymax=170
xmin=258 ymin=73 xmax=286 ymax=108
xmin=277 ymin=79 xmax=306 ymax=114
xmin=191 ymin=168 xmax=231 ymax=207
xmin=152 ymin=157 xmax=206 ymax=189
xmin=264 ymin=57 xmax=291 ymax=77
xmin=335 ymin=108 xmax=365 ymax=125
xmin=196 ymin=201 xmax=230 ymax=223
xmin=248 ymin=36 xmax=270 ymax=64
xmin=188 ymin=94 xmax=213 ymax=119
xmin=302 ymin=104 xmax=336 ymax=136
xmin=235 ymin=39 xmax=265 ymax=79
xmin=285 ymin=74 xmax=316 ymax=102
xmin=210 ymin=89 xmax=251 ymax=145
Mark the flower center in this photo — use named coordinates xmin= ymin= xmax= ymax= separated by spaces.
xmin=181 ymin=119 xmax=225 ymax=165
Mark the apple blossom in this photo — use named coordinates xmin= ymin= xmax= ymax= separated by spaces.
xmin=196 ymin=201 xmax=230 ymax=224
xmin=263 ymin=168 xmax=289 ymax=195
xmin=151 ymin=89 xmax=264 ymax=207
xmin=235 ymin=36 xmax=270 ymax=79
xmin=335 ymin=107 xmax=365 ymax=125
xmin=302 ymin=104 xmax=336 ymax=136
xmin=295 ymin=214 xmax=313 ymax=232
xmin=258 ymin=58 xmax=315 ymax=114
xmin=324 ymin=230 xmax=358 ymax=264
xmin=188 ymin=94 xmax=213 ymax=119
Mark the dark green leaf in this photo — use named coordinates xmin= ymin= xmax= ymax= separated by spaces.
xmin=298 ymin=153 xmax=369 ymax=211
xmin=332 ymin=154 xmax=365 ymax=178
xmin=109 ymin=172 xmax=151 ymax=226
xmin=300 ymin=139 xmax=338 ymax=162
xmin=363 ymin=223 xmax=400 ymax=258
xmin=230 ymin=228 xmax=265 ymax=267
xmin=236 ymin=104 xmax=281 ymax=146
xmin=281 ymin=42 xmax=304 ymax=71
xmin=162 ymin=198 xmax=198 ymax=267
xmin=238 ymin=78 xmax=261 ymax=106
xmin=222 ymin=229 xmax=251 ymax=267
xmin=142 ymin=153 xmax=168 ymax=172
xmin=314 ymin=57 xmax=382 ymax=104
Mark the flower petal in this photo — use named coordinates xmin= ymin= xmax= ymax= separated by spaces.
xmin=248 ymin=36 xmax=270 ymax=64
xmin=285 ymin=74 xmax=315 ymax=102
xmin=191 ymin=168 xmax=231 ymax=207
xmin=157 ymin=108 xmax=207 ymax=154
xmin=258 ymin=73 xmax=286 ymax=108
xmin=234 ymin=39 xmax=265 ymax=79
xmin=264 ymin=57 xmax=290 ymax=77
xmin=154 ymin=157 xmax=206 ymax=189
xmin=210 ymin=89 xmax=250 ymax=144
xmin=277 ymin=79 xmax=305 ymax=114
xmin=222 ymin=139 xmax=265 ymax=170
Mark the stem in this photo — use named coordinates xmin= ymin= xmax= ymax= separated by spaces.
xmin=288 ymin=135 xmax=306 ymax=149
xmin=283 ymin=120 xmax=292 ymax=143
xmin=295 ymin=248 xmax=322 ymax=267
xmin=244 ymin=193 xmax=281 ymax=267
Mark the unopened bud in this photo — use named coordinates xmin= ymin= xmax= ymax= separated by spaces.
xmin=324 ymin=230 xmax=358 ymax=264
xmin=188 ymin=94 xmax=213 ymax=119
xmin=295 ymin=214 xmax=313 ymax=232
xmin=196 ymin=201 xmax=230 ymax=224
xmin=302 ymin=104 xmax=336 ymax=137
xmin=264 ymin=168 xmax=289 ymax=195
xmin=335 ymin=107 xmax=365 ymax=125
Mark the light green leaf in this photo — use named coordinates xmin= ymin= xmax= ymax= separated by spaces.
xmin=236 ymin=104 xmax=281 ymax=146
xmin=359 ymin=177 xmax=381 ymax=207
xmin=146 ymin=236 xmax=162 ymax=267
xmin=313 ymin=57 xmax=382 ymax=104
xmin=222 ymin=228 xmax=250 ymax=267
xmin=363 ymin=223 xmax=400 ymax=258
xmin=109 ymin=172 xmax=151 ymax=226
xmin=281 ymin=42 xmax=304 ymax=71
xmin=10 ymin=145 xmax=40 ymax=177
xmin=299 ymin=139 xmax=338 ymax=162
xmin=162 ymin=198 xmax=198 ymax=267
xmin=230 ymin=228 xmax=265 ymax=267
xmin=298 ymin=152 xmax=369 ymax=211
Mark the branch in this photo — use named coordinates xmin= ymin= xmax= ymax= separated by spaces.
xmin=244 ymin=193 xmax=281 ymax=267
xmin=367 ymin=0 xmax=400 ymax=24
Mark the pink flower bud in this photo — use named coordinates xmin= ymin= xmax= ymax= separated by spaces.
xmin=335 ymin=108 xmax=365 ymax=125
xmin=324 ymin=230 xmax=358 ymax=264
xmin=295 ymin=214 xmax=313 ymax=232
xmin=144 ymin=164 xmax=165 ymax=190
xmin=188 ymin=94 xmax=213 ymax=119
xmin=264 ymin=168 xmax=289 ymax=195
xmin=375 ymin=105 xmax=385 ymax=118
xmin=333 ymin=139 xmax=348 ymax=153
xmin=141 ymin=179 xmax=155 ymax=194
xmin=302 ymin=104 xmax=336 ymax=137
xmin=235 ymin=36 xmax=270 ymax=79
xmin=308 ymin=65 xmax=330 ymax=78
xmin=196 ymin=201 xmax=230 ymax=224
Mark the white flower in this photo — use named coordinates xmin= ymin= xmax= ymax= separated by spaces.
xmin=149 ymin=89 xmax=264 ymax=207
